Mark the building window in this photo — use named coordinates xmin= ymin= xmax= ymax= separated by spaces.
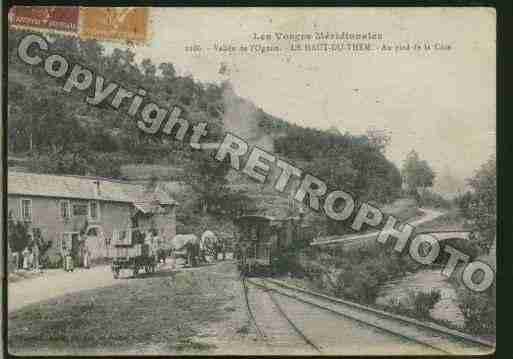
xmin=89 ymin=201 xmax=100 ymax=221
xmin=60 ymin=200 xmax=71 ymax=219
xmin=72 ymin=203 xmax=88 ymax=216
xmin=86 ymin=227 xmax=99 ymax=237
xmin=20 ymin=199 xmax=32 ymax=221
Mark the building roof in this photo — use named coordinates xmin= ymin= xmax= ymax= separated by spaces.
xmin=8 ymin=172 xmax=176 ymax=207
xmin=235 ymin=214 xmax=301 ymax=223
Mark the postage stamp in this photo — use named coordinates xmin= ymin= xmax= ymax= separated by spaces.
xmin=78 ymin=7 xmax=149 ymax=44
xmin=8 ymin=6 xmax=79 ymax=34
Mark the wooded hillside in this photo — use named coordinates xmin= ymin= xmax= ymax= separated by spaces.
xmin=8 ymin=30 xmax=402 ymax=234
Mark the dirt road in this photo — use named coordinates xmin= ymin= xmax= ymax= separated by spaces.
xmin=9 ymin=265 xmax=126 ymax=312
xmin=8 ymin=253 xmax=237 ymax=313
xmin=311 ymin=207 xmax=445 ymax=246
xmin=8 ymin=260 xmax=192 ymax=313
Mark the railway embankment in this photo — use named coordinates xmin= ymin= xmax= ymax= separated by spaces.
xmin=249 ymin=278 xmax=494 ymax=355
xmin=284 ymin=208 xmax=495 ymax=343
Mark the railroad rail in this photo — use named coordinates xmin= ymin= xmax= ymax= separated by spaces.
xmin=247 ymin=277 xmax=494 ymax=355
xmin=241 ymin=275 xmax=267 ymax=341
xmin=241 ymin=274 xmax=321 ymax=353
xmin=260 ymin=281 xmax=322 ymax=353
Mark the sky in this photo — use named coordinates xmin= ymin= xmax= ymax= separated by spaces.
xmin=105 ymin=8 xmax=495 ymax=192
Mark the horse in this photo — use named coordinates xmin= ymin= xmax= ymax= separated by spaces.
xmin=171 ymin=234 xmax=201 ymax=267
xmin=156 ymin=248 xmax=169 ymax=264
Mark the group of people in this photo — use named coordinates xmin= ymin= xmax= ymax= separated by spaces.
xmin=62 ymin=242 xmax=91 ymax=272
xmin=173 ymin=231 xmax=227 ymax=268
xmin=12 ymin=243 xmax=40 ymax=272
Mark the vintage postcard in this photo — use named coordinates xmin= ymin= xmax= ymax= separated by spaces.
xmin=5 ymin=7 xmax=496 ymax=356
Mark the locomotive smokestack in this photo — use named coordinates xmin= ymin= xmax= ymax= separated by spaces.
xmin=94 ymin=179 xmax=101 ymax=197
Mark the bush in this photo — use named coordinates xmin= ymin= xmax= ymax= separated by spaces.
xmin=90 ymin=257 xmax=111 ymax=266
xmin=7 ymin=219 xmax=31 ymax=253
xmin=458 ymin=289 xmax=496 ymax=335
xmin=419 ymin=190 xmax=452 ymax=209
xmin=408 ymin=290 xmax=441 ymax=319
xmin=303 ymin=241 xmax=425 ymax=305
xmin=276 ymin=255 xmax=304 ymax=276
xmin=301 ymin=262 xmax=324 ymax=281
xmin=436 ymin=238 xmax=482 ymax=265
xmin=41 ymin=254 xmax=62 ymax=269
xmin=335 ymin=265 xmax=380 ymax=304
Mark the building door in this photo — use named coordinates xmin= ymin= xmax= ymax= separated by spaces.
xmin=85 ymin=226 xmax=105 ymax=259
xmin=131 ymin=215 xmax=139 ymax=229
xmin=71 ymin=233 xmax=80 ymax=266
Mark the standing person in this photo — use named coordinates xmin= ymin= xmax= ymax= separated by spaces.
xmin=186 ymin=241 xmax=195 ymax=267
xmin=151 ymin=232 xmax=159 ymax=263
xmin=64 ymin=248 xmax=74 ymax=272
xmin=28 ymin=246 xmax=34 ymax=270
xmin=198 ymin=235 xmax=205 ymax=264
xmin=83 ymin=246 xmax=90 ymax=269
xmin=62 ymin=248 xmax=68 ymax=271
xmin=12 ymin=251 xmax=19 ymax=271
xmin=221 ymin=238 xmax=226 ymax=261
xmin=192 ymin=239 xmax=200 ymax=267
xmin=61 ymin=248 xmax=66 ymax=271
xmin=168 ymin=248 xmax=176 ymax=270
xmin=32 ymin=241 xmax=40 ymax=272
xmin=68 ymin=249 xmax=75 ymax=272
xmin=22 ymin=247 xmax=30 ymax=270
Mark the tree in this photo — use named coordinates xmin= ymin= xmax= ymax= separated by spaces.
xmin=141 ymin=58 xmax=157 ymax=78
xmin=366 ymin=127 xmax=391 ymax=154
xmin=305 ymin=149 xmax=358 ymax=235
xmin=8 ymin=219 xmax=31 ymax=253
xmin=141 ymin=58 xmax=157 ymax=88
xmin=184 ymin=151 xmax=231 ymax=213
xmin=159 ymin=62 xmax=176 ymax=80
xmin=459 ymin=156 xmax=496 ymax=252
xmin=402 ymin=150 xmax=435 ymax=198
xmin=306 ymin=149 xmax=358 ymax=194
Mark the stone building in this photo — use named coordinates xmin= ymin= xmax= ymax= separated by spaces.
xmin=7 ymin=172 xmax=177 ymax=265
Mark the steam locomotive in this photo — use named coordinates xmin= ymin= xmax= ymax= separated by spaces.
xmin=234 ymin=214 xmax=310 ymax=276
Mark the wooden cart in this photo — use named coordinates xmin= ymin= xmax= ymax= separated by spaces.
xmin=111 ymin=228 xmax=158 ymax=278
xmin=111 ymin=243 xmax=157 ymax=278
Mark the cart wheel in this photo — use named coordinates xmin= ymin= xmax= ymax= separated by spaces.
xmin=133 ymin=266 xmax=139 ymax=277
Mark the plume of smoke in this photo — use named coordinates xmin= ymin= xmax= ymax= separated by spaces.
xmin=221 ymin=82 xmax=274 ymax=153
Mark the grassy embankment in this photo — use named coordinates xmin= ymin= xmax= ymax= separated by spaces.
xmin=8 ymin=263 xmax=251 ymax=355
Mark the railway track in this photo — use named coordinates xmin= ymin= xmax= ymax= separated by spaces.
xmin=241 ymin=275 xmax=321 ymax=354
xmin=246 ymin=277 xmax=494 ymax=355
xmin=241 ymin=275 xmax=267 ymax=341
